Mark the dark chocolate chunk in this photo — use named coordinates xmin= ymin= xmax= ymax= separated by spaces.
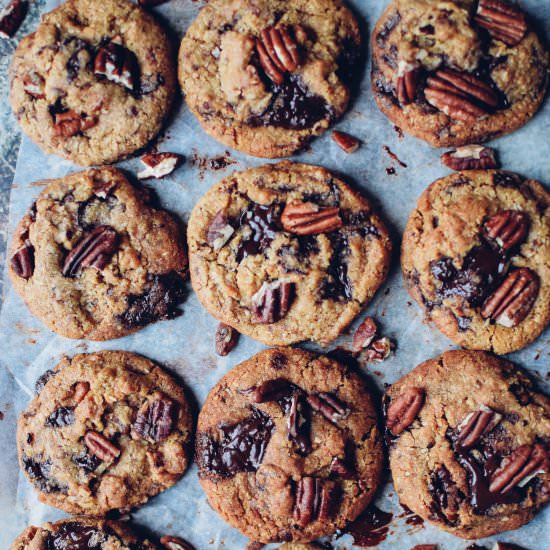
xmin=236 ymin=203 xmax=280 ymax=262
xmin=45 ymin=522 xmax=107 ymax=550
xmin=23 ymin=456 xmax=67 ymax=494
xmin=320 ymin=233 xmax=352 ymax=301
xmin=35 ymin=369 xmax=57 ymax=394
xmin=45 ymin=407 xmax=75 ymax=428
xmin=72 ymin=449 xmax=102 ymax=472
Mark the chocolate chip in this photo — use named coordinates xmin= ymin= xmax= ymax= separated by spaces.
xmin=35 ymin=369 xmax=57 ymax=394
xmin=45 ymin=407 xmax=75 ymax=428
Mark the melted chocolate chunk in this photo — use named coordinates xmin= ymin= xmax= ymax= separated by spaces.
xmin=72 ymin=449 xmax=102 ymax=472
xmin=342 ymin=506 xmax=393 ymax=547
xmin=45 ymin=522 xmax=107 ymax=550
xmin=320 ymin=233 xmax=352 ymax=301
xmin=341 ymin=210 xmax=381 ymax=237
xmin=303 ymin=180 xmax=341 ymax=207
xmin=428 ymin=465 xmax=464 ymax=524
xmin=45 ymin=407 xmax=75 ymax=428
xmin=197 ymin=408 xmax=274 ymax=478
xmin=336 ymin=38 xmax=362 ymax=87
xmin=236 ymin=203 xmax=280 ymax=262
xmin=35 ymin=369 xmax=57 ymax=394
xmin=23 ymin=456 xmax=66 ymax=494
xmin=64 ymin=36 xmax=92 ymax=82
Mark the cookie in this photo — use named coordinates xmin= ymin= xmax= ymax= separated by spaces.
xmin=187 ymin=161 xmax=392 ymax=346
xmin=196 ymin=347 xmax=384 ymax=543
xmin=9 ymin=167 xmax=187 ymax=340
xmin=371 ymin=0 xmax=549 ymax=147
xmin=10 ymin=517 xmax=157 ymax=550
xmin=401 ymin=170 xmax=549 ymax=354
xmin=178 ymin=0 xmax=361 ymax=158
xmin=10 ymin=0 xmax=176 ymax=166
xmin=17 ymin=351 xmax=193 ymax=515
xmin=384 ymin=350 xmax=550 ymax=539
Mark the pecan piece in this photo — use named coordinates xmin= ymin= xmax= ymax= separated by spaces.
xmin=425 ymin=69 xmax=498 ymax=122
xmin=72 ymin=381 xmax=90 ymax=404
xmin=481 ymin=268 xmax=539 ymax=327
xmin=53 ymin=110 xmax=98 ymax=138
xmin=251 ymin=280 xmax=295 ymax=324
xmin=489 ymin=444 xmax=549 ymax=494
xmin=281 ymin=201 xmax=343 ymax=235
xmin=62 ymin=225 xmax=118 ymax=277
xmin=207 ymin=209 xmax=234 ymax=251
xmin=256 ymin=26 xmax=300 ymax=85
xmin=307 ymin=392 xmax=350 ymax=424
xmin=364 ymin=337 xmax=393 ymax=362
xmin=331 ymin=131 xmax=360 ymax=154
xmin=84 ymin=431 xmax=120 ymax=462
xmin=137 ymin=152 xmax=184 ymax=180
xmin=94 ymin=41 xmax=138 ymax=91
xmin=22 ymin=71 xmax=45 ymax=99
xmin=352 ymin=317 xmax=378 ymax=352
xmin=160 ymin=536 xmax=195 ymax=550
xmin=287 ymin=392 xmax=311 ymax=454
xmin=386 ymin=387 xmax=424 ymax=435
xmin=454 ymin=405 xmax=502 ymax=448
xmin=484 ymin=210 xmax=529 ymax=251
xmin=0 ymin=0 xmax=27 ymax=38
xmin=11 ymin=241 xmax=34 ymax=279
xmin=475 ymin=0 xmax=527 ymax=46
xmin=247 ymin=378 xmax=291 ymax=403
xmin=293 ymin=477 xmax=332 ymax=527
xmin=133 ymin=398 xmax=177 ymax=442
xmin=441 ymin=145 xmax=498 ymax=171
xmin=396 ymin=62 xmax=420 ymax=105
xmin=215 ymin=322 xmax=239 ymax=356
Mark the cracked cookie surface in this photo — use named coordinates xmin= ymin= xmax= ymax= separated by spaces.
xmin=371 ymin=0 xmax=549 ymax=147
xmin=187 ymin=161 xmax=392 ymax=346
xmin=178 ymin=0 xmax=361 ymax=158
xmin=385 ymin=350 xmax=550 ymax=539
xmin=10 ymin=0 xmax=176 ymax=166
xmin=10 ymin=516 xmax=157 ymax=550
xmin=196 ymin=347 xmax=383 ymax=543
xmin=17 ymin=351 xmax=193 ymax=515
xmin=401 ymin=170 xmax=549 ymax=354
xmin=9 ymin=167 xmax=187 ymax=340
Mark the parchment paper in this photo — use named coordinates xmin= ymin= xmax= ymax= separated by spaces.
xmin=0 ymin=1 xmax=549 ymax=548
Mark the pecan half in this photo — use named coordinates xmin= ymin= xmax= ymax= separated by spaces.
xmin=481 ymin=268 xmax=539 ymax=327
xmin=53 ymin=110 xmax=98 ymax=138
xmin=454 ymin=405 xmax=502 ymax=448
xmin=207 ymin=209 xmax=234 ymax=251
xmin=281 ymin=201 xmax=343 ymax=235
xmin=484 ymin=210 xmax=529 ymax=251
xmin=331 ymin=131 xmax=360 ymax=154
xmin=441 ymin=145 xmax=498 ymax=171
xmin=0 ymin=0 xmax=27 ymax=38
xmin=425 ymin=69 xmax=498 ymax=122
xmin=11 ymin=241 xmax=34 ymax=279
xmin=137 ymin=152 xmax=184 ymax=180
xmin=94 ymin=41 xmax=138 ymax=91
xmin=287 ymin=392 xmax=311 ymax=454
xmin=396 ymin=62 xmax=420 ymax=105
xmin=160 ymin=536 xmax=195 ymax=550
xmin=251 ymin=280 xmax=295 ymax=324
xmin=215 ymin=322 xmax=239 ymax=356
xmin=84 ymin=431 xmax=120 ymax=462
xmin=489 ymin=444 xmax=549 ymax=494
xmin=475 ymin=0 xmax=527 ymax=46
xmin=256 ymin=26 xmax=300 ymax=85
xmin=386 ymin=387 xmax=424 ymax=435
xmin=364 ymin=337 xmax=392 ymax=362
xmin=22 ymin=71 xmax=45 ymax=99
xmin=293 ymin=477 xmax=332 ymax=527
xmin=133 ymin=398 xmax=177 ymax=442
xmin=307 ymin=392 xmax=350 ymax=424
xmin=352 ymin=317 xmax=378 ymax=352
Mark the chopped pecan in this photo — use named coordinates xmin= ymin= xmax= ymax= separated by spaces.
xmin=386 ymin=387 xmax=424 ymax=435
xmin=22 ymin=71 xmax=45 ymax=99
xmin=84 ymin=431 xmax=120 ymax=462
xmin=307 ymin=392 xmax=350 ymax=424
xmin=484 ymin=210 xmax=529 ymax=251
xmin=396 ymin=62 xmax=420 ymax=105
xmin=133 ymin=398 xmax=177 ymax=442
xmin=137 ymin=152 xmax=184 ymax=180
xmin=256 ymin=26 xmax=300 ymax=85
xmin=207 ymin=209 xmax=234 ymax=251
xmin=62 ymin=226 xmax=117 ymax=277
xmin=287 ymin=392 xmax=311 ymax=454
xmin=93 ymin=179 xmax=117 ymax=199
xmin=53 ymin=110 xmax=98 ymax=138
xmin=281 ymin=201 xmax=343 ymax=235
xmin=215 ymin=322 xmax=239 ymax=356
xmin=94 ymin=41 xmax=138 ymax=91
xmin=425 ymin=69 xmax=498 ymax=122
xmin=251 ymin=280 xmax=295 ymax=324
xmin=0 ymin=0 xmax=27 ymax=38
xmin=364 ymin=337 xmax=393 ymax=362
xmin=352 ymin=317 xmax=378 ymax=352
xmin=489 ymin=444 xmax=549 ymax=494
xmin=72 ymin=381 xmax=90 ymax=404
xmin=331 ymin=131 xmax=361 ymax=153
xmin=481 ymin=268 xmax=539 ymax=327
xmin=11 ymin=241 xmax=34 ymax=279
xmin=160 ymin=535 xmax=195 ymax=550
xmin=247 ymin=378 xmax=291 ymax=403
xmin=330 ymin=456 xmax=356 ymax=479
xmin=454 ymin=405 xmax=502 ymax=448
xmin=475 ymin=0 xmax=527 ymax=46
xmin=293 ymin=477 xmax=332 ymax=527
xmin=441 ymin=145 xmax=498 ymax=171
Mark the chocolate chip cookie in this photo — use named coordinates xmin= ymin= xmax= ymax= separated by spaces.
xmin=9 ymin=167 xmax=187 ymax=340
xmin=196 ymin=347 xmax=384 ymax=543
xmin=187 ymin=161 xmax=392 ymax=346
xmin=384 ymin=350 xmax=550 ymax=539
xmin=17 ymin=351 xmax=193 ymax=515
xmin=178 ymin=0 xmax=361 ymax=157
xmin=401 ymin=170 xmax=549 ymax=354
xmin=10 ymin=517 xmax=157 ymax=550
xmin=10 ymin=0 xmax=176 ymax=166
xmin=371 ymin=0 xmax=549 ymax=147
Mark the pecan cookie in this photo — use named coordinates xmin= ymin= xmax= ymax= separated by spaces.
xmin=178 ymin=0 xmax=361 ymax=157
xmin=196 ymin=348 xmax=383 ymax=543
xmin=187 ymin=162 xmax=392 ymax=346
xmin=384 ymin=350 xmax=550 ymax=539
xmin=17 ymin=351 xmax=193 ymax=515
xmin=10 ymin=517 xmax=157 ymax=550
xmin=371 ymin=0 xmax=549 ymax=146
xmin=401 ymin=170 xmax=549 ymax=354
xmin=10 ymin=0 xmax=176 ymax=166
xmin=9 ymin=167 xmax=187 ymax=340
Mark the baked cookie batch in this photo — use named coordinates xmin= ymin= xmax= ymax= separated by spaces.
xmin=6 ymin=0 xmax=549 ymax=548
